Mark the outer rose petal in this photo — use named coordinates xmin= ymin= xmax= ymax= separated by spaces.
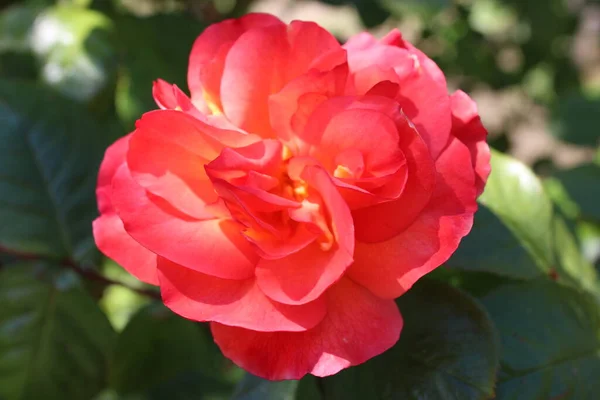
xmin=152 ymin=79 xmax=201 ymax=119
xmin=220 ymin=24 xmax=289 ymax=137
xmin=157 ymin=258 xmax=326 ymax=332
xmin=380 ymin=29 xmax=447 ymax=86
xmin=153 ymin=79 xmax=256 ymax=134
xmin=256 ymin=166 xmax=354 ymax=305
xmin=450 ymin=90 xmax=491 ymax=196
xmin=286 ymin=20 xmax=343 ymax=78
xmin=211 ymin=277 xmax=403 ymax=380
xmin=96 ymin=135 xmax=130 ymax=215
xmin=93 ymin=214 xmax=157 ymax=285
xmin=93 ymin=135 xmax=158 ymax=285
xmin=111 ymin=164 xmax=258 ymax=280
xmin=188 ymin=13 xmax=283 ymax=111
xmin=396 ymin=67 xmax=451 ymax=160
xmin=347 ymin=137 xmax=478 ymax=298
xmin=128 ymin=111 xmax=218 ymax=220
xmin=127 ymin=110 xmax=258 ymax=220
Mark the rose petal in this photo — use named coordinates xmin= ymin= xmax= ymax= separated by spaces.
xmin=128 ymin=110 xmax=257 ymax=220
xmin=351 ymin=109 xmax=436 ymax=243
xmin=93 ymin=214 xmax=157 ymax=285
xmin=383 ymin=29 xmax=447 ymax=86
xmin=256 ymin=241 xmax=352 ymax=306
xmin=450 ymin=90 xmax=491 ymax=196
xmin=220 ymin=24 xmax=289 ymax=137
xmin=152 ymin=79 xmax=198 ymax=117
xmin=255 ymin=165 xmax=353 ymax=305
xmin=111 ymin=164 xmax=258 ymax=280
xmin=158 ymin=257 xmax=326 ymax=332
xmin=395 ymin=62 xmax=451 ymax=160
xmin=344 ymin=31 xmax=452 ymax=159
xmin=94 ymin=135 xmax=158 ymax=284
xmin=206 ymin=139 xmax=284 ymax=182
xmin=96 ymin=135 xmax=130 ymax=215
xmin=269 ymin=63 xmax=348 ymax=147
xmin=344 ymin=35 xmax=414 ymax=77
xmin=286 ymin=20 xmax=344 ymax=79
xmin=308 ymin=98 xmax=405 ymax=175
xmin=351 ymin=65 xmax=400 ymax=96
xmin=188 ymin=13 xmax=283 ymax=111
xmin=211 ymin=277 xmax=403 ymax=380
xmin=347 ymin=137 xmax=478 ymax=298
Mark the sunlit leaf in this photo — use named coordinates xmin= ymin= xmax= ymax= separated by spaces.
xmin=30 ymin=5 xmax=117 ymax=102
xmin=462 ymin=150 xmax=600 ymax=293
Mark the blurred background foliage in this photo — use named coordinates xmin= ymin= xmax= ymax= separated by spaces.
xmin=0 ymin=0 xmax=599 ymax=399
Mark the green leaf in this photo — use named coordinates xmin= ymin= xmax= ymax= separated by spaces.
xmin=0 ymin=4 xmax=40 ymax=53
xmin=378 ymin=0 xmax=450 ymax=17
xmin=231 ymin=374 xmax=322 ymax=400
xmin=99 ymin=260 xmax=152 ymax=331
xmin=447 ymin=206 xmax=538 ymax=280
xmin=552 ymin=92 xmax=600 ymax=146
xmin=552 ymin=164 xmax=600 ymax=222
xmin=355 ymin=0 xmax=390 ymax=28
xmin=0 ymin=262 xmax=116 ymax=400
xmin=578 ymin=220 xmax=600 ymax=267
xmin=232 ymin=375 xmax=298 ymax=400
xmin=114 ymin=14 xmax=203 ymax=129
xmin=146 ymin=370 xmax=234 ymax=400
xmin=0 ymin=4 xmax=40 ymax=80
xmin=470 ymin=150 xmax=600 ymax=293
xmin=322 ymin=280 xmax=499 ymax=400
xmin=110 ymin=303 xmax=237 ymax=397
xmin=0 ymin=80 xmax=109 ymax=263
xmin=480 ymin=149 xmax=555 ymax=269
xmin=30 ymin=5 xmax=118 ymax=103
xmin=552 ymin=216 xmax=599 ymax=295
xmin=468 ymin=0 xmax=518 ymax=38
xmin=481 ymin=280 xmax=600 ymax=399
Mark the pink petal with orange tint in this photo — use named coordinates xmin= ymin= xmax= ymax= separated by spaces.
xmin=270 ymin=63 xmax=348 ymax=147
xmin=111 ymin=164 xmax=258 ymax=280
xmin=188 ymin=13 xmax=283 ymax=110
xmin=128 ymin=110 xmax=257 ymax=220
xmin=211 ymin=277 xmax=402 ymax=380
xmin=256 ymin=165 xmax=354 ymax=305
xmin=351 ymin=108 xmax=436 ymax=243
xmin=450 ymin=90 xmax=491 ymax=196
xmin=158 ymin=257 xmax=326 ymax=332
xmin=344 ymin=31 xmax=452 ymax=159
xmin=220 ymin=25 xmax=289 ymax=137
xmin=93 ymin=214 xmax=157 ymax=285
xmin=347 ymin=136 xmax=478 ymax=298
xmin=96 ymin=135 xmax=130 ymax=215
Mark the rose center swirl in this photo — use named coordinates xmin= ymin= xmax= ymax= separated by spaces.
xmin=205 ymin=140 xmax=337 ymax=259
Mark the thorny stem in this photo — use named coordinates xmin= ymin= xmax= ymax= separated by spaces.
xmin=0 ymin=245 xmax=161 ymax=299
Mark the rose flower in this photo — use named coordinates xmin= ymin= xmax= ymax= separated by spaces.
xmin=93 ymin=14 xmax=490 ymax=380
